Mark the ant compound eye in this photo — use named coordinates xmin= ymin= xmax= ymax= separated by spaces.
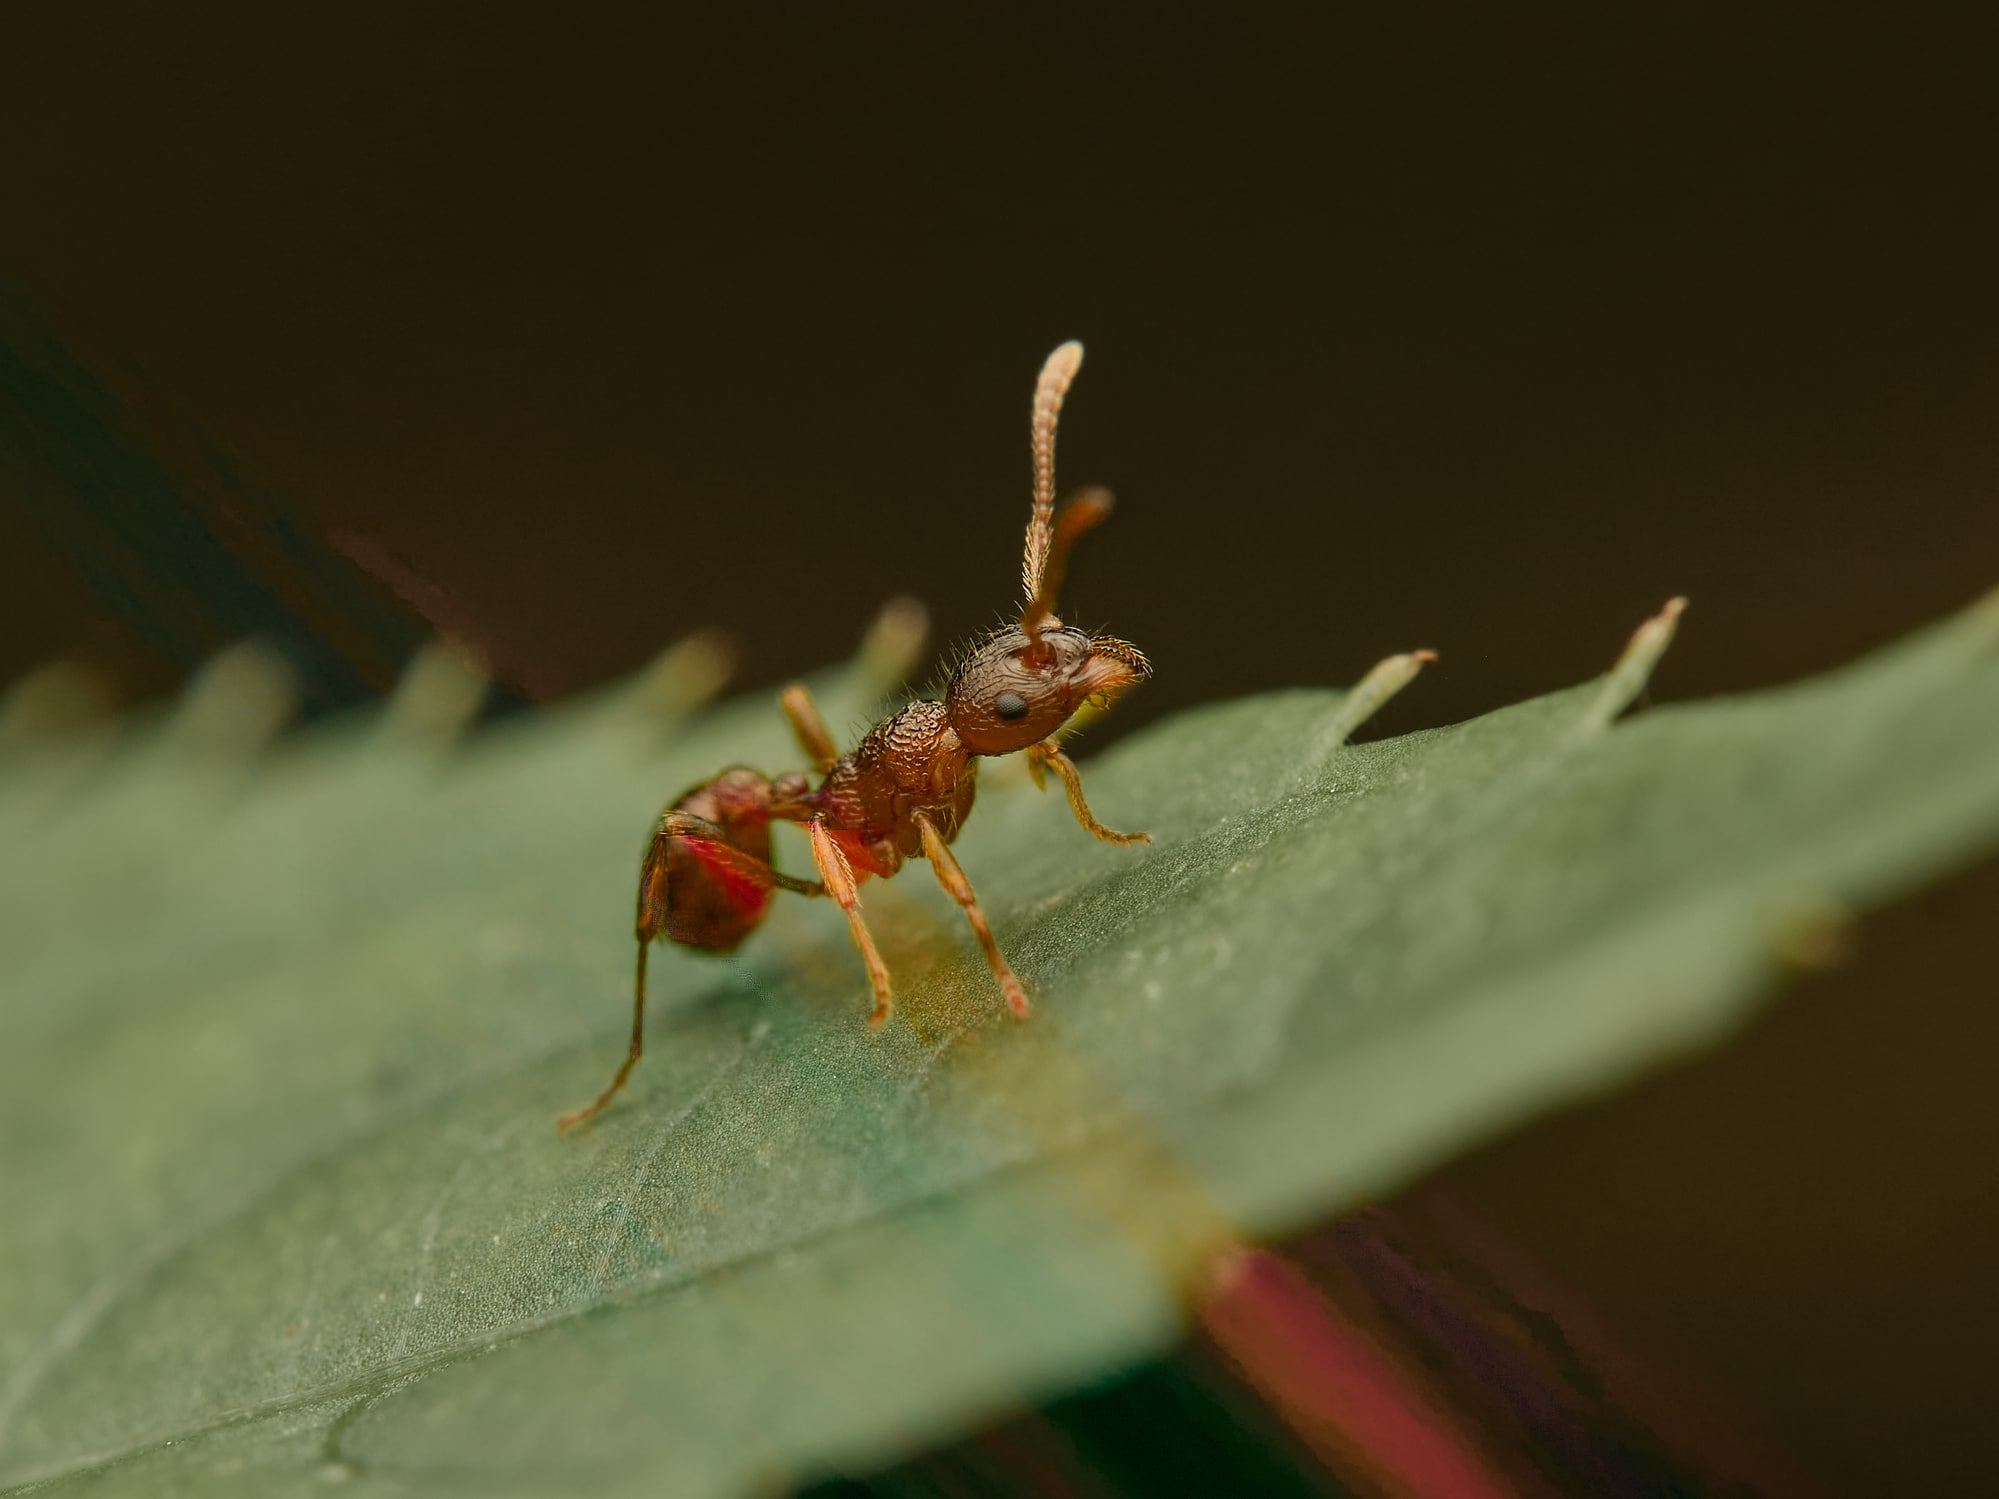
xmin=994 ymin=690 xmax=1030 ymax=720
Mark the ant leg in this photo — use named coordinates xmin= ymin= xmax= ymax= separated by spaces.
xmin=559 ymin=815 xmax=825 ymax=1133
xmin=557 ymin=937 xmax=654 ymax=1133
xmin=1026 ymin=741 xmax=1150 ymax=845
xmin=806 ymin=818 xmax=896 ymax=1027
xmin=649 ymin=811 xmax=825 ymax=897
xmin=913 ymin=812 xmax=1031 ymax=1019
xmin=779 ymin=684 xmax=840 ymax=774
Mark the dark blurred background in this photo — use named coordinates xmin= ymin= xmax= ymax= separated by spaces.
xmin=3 ymin=5 xmax=1995 ymax=1494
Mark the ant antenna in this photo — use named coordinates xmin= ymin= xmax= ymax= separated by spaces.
xmin=1020 ymin=488 xmax=1114 ymax=649
xmin=1022 ymin=341 xmax=1113 ymax=651
xmin=1023 ymin=341 xmax=1084 ymax=611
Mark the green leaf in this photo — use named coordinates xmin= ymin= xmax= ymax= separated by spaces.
xmin=5 ymin=593 xmax=1998 ymax=1497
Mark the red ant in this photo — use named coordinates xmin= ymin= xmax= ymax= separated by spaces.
xmin=559 ymin=342 xmax=1151 ymax=1130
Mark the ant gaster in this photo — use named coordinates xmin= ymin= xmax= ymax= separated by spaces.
xmin=558 ymin=342 xmax=1150 ymax=1130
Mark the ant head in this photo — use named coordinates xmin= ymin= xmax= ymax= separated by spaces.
xmin=946 ymin=624 xmax=1150 ymax=756
xmin=946 ymin=341 xmax=1150 ymax=756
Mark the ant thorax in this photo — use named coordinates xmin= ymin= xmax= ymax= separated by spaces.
xmin=809 ymin=699 xmax=978 ymax=865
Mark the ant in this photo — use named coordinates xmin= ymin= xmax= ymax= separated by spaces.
xmin=559 ymin=342 xmax=1151 ymax=1130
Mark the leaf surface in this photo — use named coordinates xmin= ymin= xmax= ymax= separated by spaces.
xmin=4 ymin=596 xmax=1998 ymax=1496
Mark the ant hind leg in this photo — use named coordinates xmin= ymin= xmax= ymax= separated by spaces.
xmin=558 ymin=813 xmax=824 ymax=1133
xmin=557 ymin=939 xmax=654 ymax=1133
xmin=648 ymin=811 xmax=825 ymax=901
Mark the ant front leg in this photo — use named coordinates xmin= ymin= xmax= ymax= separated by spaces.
xmin=913 ymin=812 xmax=1031 ymax=1019
xmin=1026 ymin=740 xmax=1150 ymax=845
xmin=806 ymin=818 xmax=896 ymax=1028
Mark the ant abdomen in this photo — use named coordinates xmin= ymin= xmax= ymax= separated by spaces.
xmin=642 ymin=769 xmax=781 ymax=952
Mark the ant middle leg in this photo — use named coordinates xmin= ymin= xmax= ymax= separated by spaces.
xmin=913 ymin=811 xmax=1031 ymax=1019
xmin=779 ymin=683 xmax=840 ymax=774
xmin=1026 ymin=740 xmax=1150 ymax=845
xmin=806 ymin=818 xmax=896 ymax=1027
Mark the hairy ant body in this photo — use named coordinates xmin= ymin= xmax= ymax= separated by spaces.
xmin=559 ymin=343 xmax=1150 ymax=1130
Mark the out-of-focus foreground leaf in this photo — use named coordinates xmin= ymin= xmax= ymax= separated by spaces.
xmin=3 ymin=595 xmax=1998 ymax=1498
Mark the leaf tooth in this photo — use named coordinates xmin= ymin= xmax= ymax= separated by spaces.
xmin=854 ymin=595 xmax=930 ymax=693
xmin=159 ymin=642 xmax=298 ymax=758
xmin=1578 ymin=596 xmax=1688 ymax=735
xmin=378 ymin=640 xmax=489 ymax=749
xmin=610 ymin=629 xmax=738 ymax=721
xmin=0 ymin=660 xmax=116 ymax=749
xmin=1972 ymin=582 xmax=1999 ymax=638
xmin=1300 ymin=648 xmax=1438 ymax=772
xmin=1771 ymin=891 xmax=1856 ymax=972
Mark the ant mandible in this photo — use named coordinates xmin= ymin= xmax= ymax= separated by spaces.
xmin=558 ymin=342 xmax=1151 ymax=1130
